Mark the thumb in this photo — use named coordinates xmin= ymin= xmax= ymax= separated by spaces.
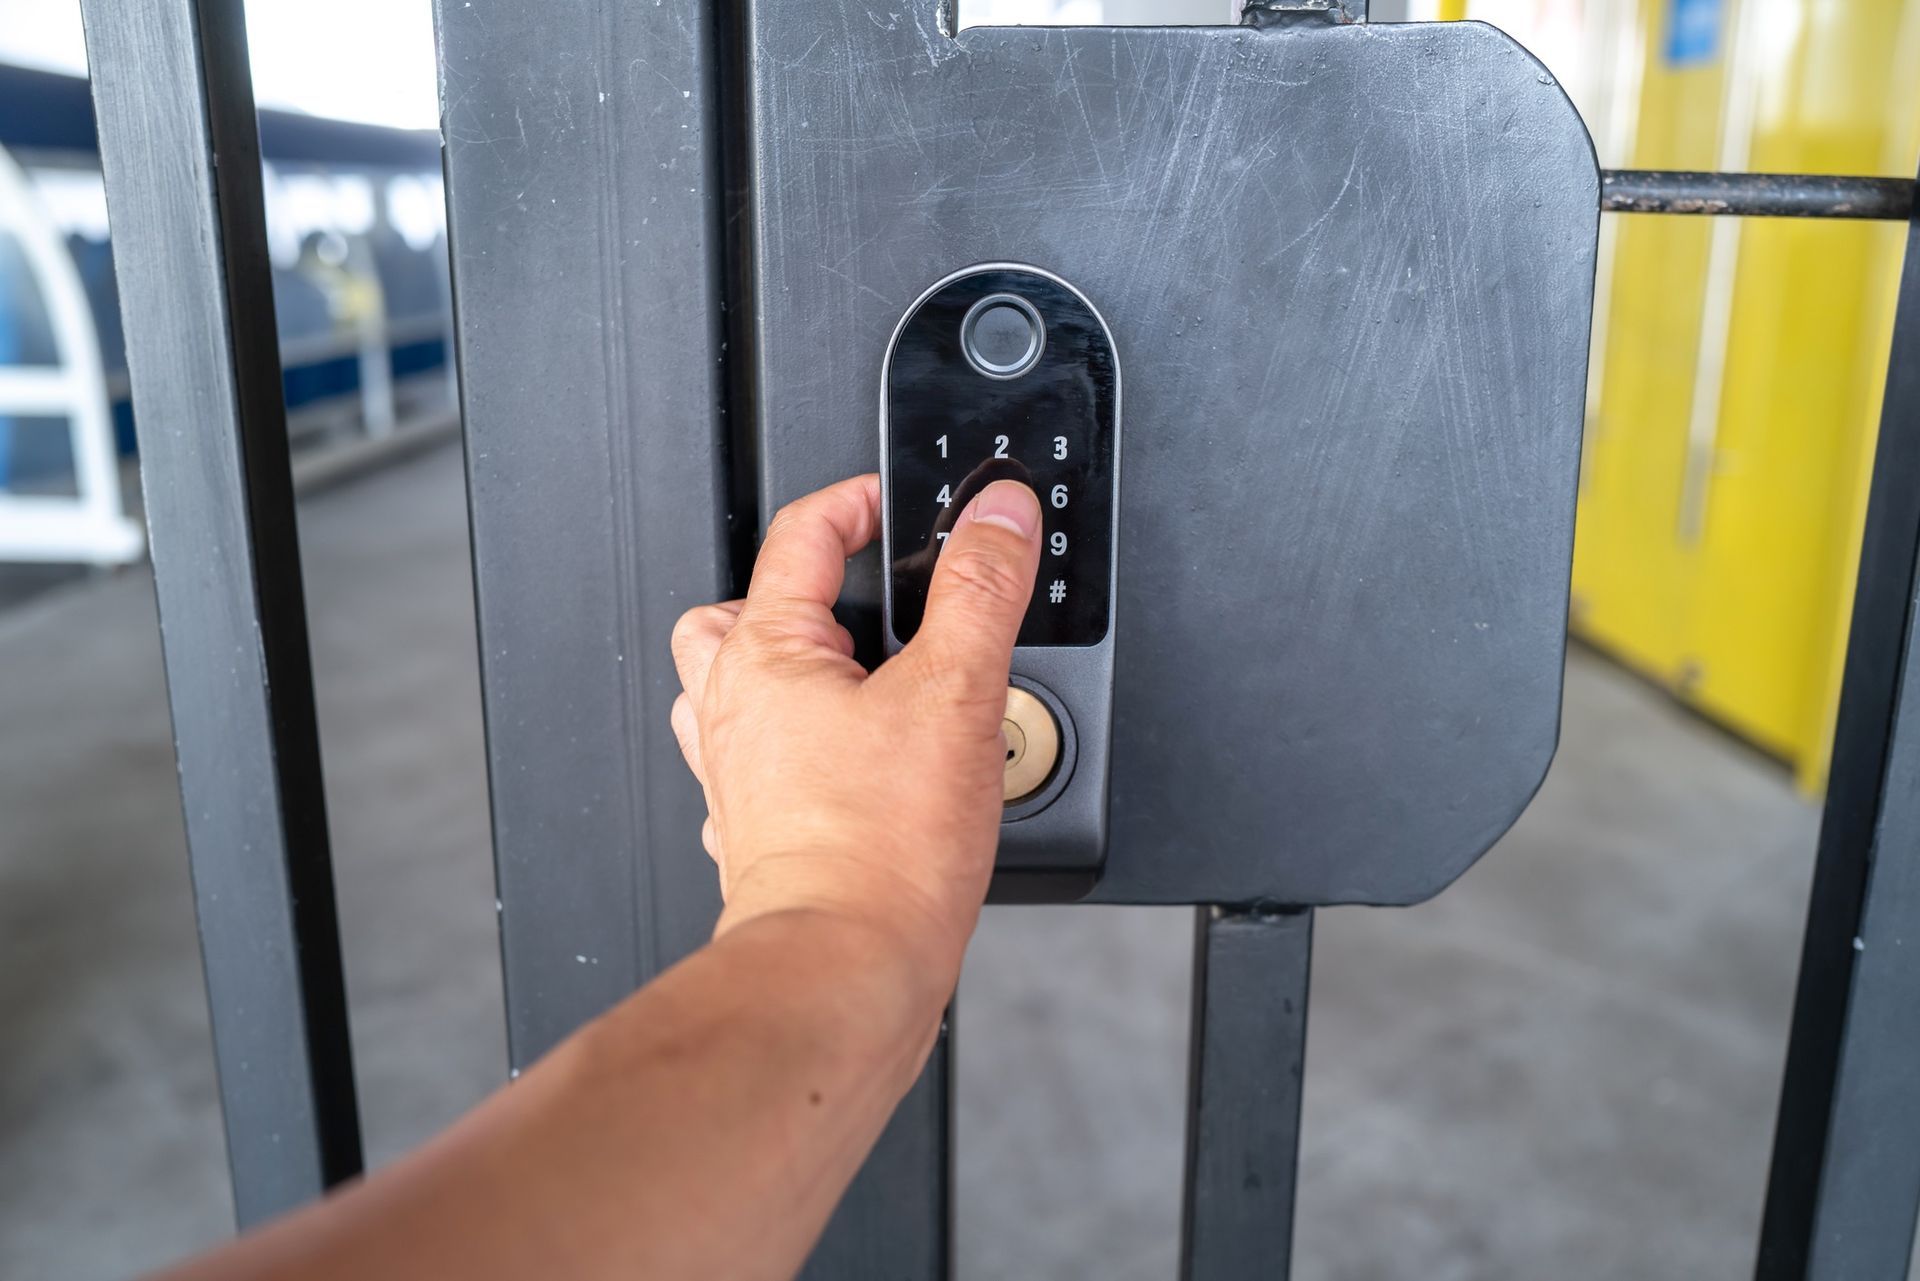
xmin=890 ymin=479 xmax=1042 ymax=720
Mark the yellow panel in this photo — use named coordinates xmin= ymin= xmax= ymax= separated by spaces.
xmin=1684 ymin=0 xmax=1918 ymax=784
xmin=1570 ymin=0 xmax=1920 ymax=790
xmin=1570 ymin=0 xmax=1727 ymax=691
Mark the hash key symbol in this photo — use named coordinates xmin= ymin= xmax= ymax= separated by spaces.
xmin=1048 ymin=580 xmax=1067 ymax=605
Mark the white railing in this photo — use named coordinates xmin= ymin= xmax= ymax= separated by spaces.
xmin=0 ymin=145 xmax=461 ymax=567
xmin=0 ymin=143 xmax=142 ymax=565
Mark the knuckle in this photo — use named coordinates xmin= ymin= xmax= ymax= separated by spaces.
xmin=765 ymin=499 xmax=812 ymax=542
xmin=702 ymin=647 xmax=745 ymax=703
xmin=670 ymin=604 xmax=725 ymax=657
xmin=670 ymin=608 xmax=703 ymax=653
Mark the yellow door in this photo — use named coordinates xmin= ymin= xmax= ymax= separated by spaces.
xmin=1570 ymin=0 xmax=1920 ymax=789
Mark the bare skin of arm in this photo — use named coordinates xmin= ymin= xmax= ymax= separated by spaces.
xmin=158 ymin=473 xmax=1043 ymax=1281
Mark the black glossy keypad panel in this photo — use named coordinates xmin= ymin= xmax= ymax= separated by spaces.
xmin=886 ymin=269 xmax=1117 ymax=647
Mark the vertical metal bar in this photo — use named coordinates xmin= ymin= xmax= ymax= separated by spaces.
xmin=434 ymin=0 xmax=733 ymax=1064
xmin=1181 ymin=906 xmax=1313 ymax=1281
xmin=439 ymin=1 xmax=953 ymax=1265
xmin=77 ymin=0 xmax=362 ymax=1225
xmin=1757 ymin=169 xmax=1920 ymax=1280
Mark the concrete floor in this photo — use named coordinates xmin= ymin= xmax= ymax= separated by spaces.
xmin=0 ymin=444 xmax=1821 ymax=1280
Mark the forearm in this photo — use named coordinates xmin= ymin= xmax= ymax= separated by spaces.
xmin=155 ymin=471 xmax=1028 ymax=1281
xmin=166 ymin=909 xmax=950 ymax=1281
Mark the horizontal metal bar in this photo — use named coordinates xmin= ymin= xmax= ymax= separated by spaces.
xmin=1602 ymin=170 xmax=1915 ymax=220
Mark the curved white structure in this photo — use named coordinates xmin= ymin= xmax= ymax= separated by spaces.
xmin=0 ymin=143 xmax=141 ymax=565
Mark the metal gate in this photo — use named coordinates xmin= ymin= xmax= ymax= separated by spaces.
xmin=75 ymin=0 xmax=1920 ymax=1275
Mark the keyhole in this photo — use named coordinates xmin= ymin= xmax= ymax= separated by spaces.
xmin=1002 ymin=717 xmax=1028 ymax=773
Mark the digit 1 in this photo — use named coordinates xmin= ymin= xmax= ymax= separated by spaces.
xmin=937 ymin=435 xmax=948 ymax=458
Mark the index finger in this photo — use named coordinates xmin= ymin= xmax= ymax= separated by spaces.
xmin=740 ymin=474 xmax=882 ymax=619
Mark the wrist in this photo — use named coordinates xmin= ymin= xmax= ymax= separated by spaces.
xmin=715 ymin=885 xmax=969 ymax=1018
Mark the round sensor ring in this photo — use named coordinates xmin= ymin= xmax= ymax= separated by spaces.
xmin=960 ymin=293 xmax=1045 ymax=380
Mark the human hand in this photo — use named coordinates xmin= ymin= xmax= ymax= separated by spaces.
xmin=669 ymin=473 xmax=1042 ymax=984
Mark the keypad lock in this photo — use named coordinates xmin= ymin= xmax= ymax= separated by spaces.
xmin=881 ymin=264 xmax=1119 ymax=897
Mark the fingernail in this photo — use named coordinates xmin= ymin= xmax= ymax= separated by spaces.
xmin=968 ymin=480 xmax=1040 ymax=540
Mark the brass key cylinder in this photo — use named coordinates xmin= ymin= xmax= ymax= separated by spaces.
xmin=1002 ymin=686 xmax=1062 ymax=804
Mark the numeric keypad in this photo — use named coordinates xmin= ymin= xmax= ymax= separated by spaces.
xmin=883 ymin=267 xmax=1117 ymax=647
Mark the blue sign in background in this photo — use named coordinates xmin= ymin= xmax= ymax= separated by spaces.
xmin=1667 ymin=0 xmax=1724 ymax=66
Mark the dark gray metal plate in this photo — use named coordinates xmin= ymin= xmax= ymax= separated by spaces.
xmin=746 ymin=11 xmax=1598 ymax=906
xmin=437 ymin=0 xmax=732 ymax=1065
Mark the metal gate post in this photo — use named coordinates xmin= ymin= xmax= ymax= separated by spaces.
xmin=77 ymin=0 xmax=363 ymax=1225
xmin=1181 ymin=906 xmax=1313 ymax=1281
xmin=1757 ymin=163 xmax=1920 ymax=1280
xmin=433 ymin=0 xmax=734 ymax=1060
xmin=435 ymin=2 xmax=952 ymax=1268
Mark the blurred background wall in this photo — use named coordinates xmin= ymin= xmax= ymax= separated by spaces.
xmin=1524 ymin=0 xmax=1920 ymax=793
xmin=0 ymin=0 xmax=452 ymax=597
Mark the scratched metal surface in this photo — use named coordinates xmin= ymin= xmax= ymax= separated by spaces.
xmin=747 ymin=11 xmax=1599 ymax=906
xmin=436 ymin=0 xmax=731 ymax=1067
